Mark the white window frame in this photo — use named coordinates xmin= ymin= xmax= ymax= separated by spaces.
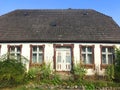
xmin=81 ymin=46 xmax=93 ymax=64
xmin=9 ymin=45 xmax=21 ymax=60
xmin=101 ymin=47 xmax=114 ymax=65
xmin=32 ymin=46 xmax=44 ymax=64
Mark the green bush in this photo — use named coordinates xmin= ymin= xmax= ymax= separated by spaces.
xmin=26 ymin=63 xmax=52 ymax=83
xmin=51 ymin=73 xmax=61 ymax=85
xmin=105 ymin=65 xmax=114 ymax=81
xmin=0 ymin=59 xmax=26 ymax=87
xmin=94 ymin=81 xmax=107 ymax=87
xmin=85 ymin=83 xmax=95 ymax=90
xmin=25 ymin=67 xmax=40 ymax=81
xmin=38 ymin=63 xmax=52 ymax=81
xmin=114 ymin=48 xmax=120 ymax=82
xmin=73 ymin=63 xmax=86 ymax=81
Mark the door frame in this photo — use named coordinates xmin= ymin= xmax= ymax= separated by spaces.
xmin=53 ymin=44 xmax=74 ymax=72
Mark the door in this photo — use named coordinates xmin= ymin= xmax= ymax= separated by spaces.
xmin=56 ymin=47 xmax=72 ymax=71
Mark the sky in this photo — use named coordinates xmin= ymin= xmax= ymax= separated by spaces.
xmin=0 ymin=0 xmax=120 ymax=26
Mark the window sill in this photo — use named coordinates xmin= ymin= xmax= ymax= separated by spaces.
xmin=30 ymin=63 xmax=43 ymax=67
xmin=84 ymin=64 xmax=95 ymax=69
xmin=100 ymin=64 xmax=112 ymax=70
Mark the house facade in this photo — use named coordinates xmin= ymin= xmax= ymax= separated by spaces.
xmin=0 ymin=9 xmax=120 ymax=76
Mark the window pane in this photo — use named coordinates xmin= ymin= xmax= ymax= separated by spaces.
xmin=66 ymin=52 xmax=71 ymax=63
xmin=87 ymin=54 xmax=92 ymax=64
xmin=82 ymin=54 xmax=86 ymax=64
xmin=10 ymin=53 xmax=15 ymax=58
xmin=38 ymin=54 xmax=43 ymax=64
xmin=102 ymin=55 xmax=106 ymax=64
xmin=57 ymin=52 xmax=61 ymax=63
xmin=10 ymin=46 xmax=15 ymax=52
xmin=16 ymin=46 xmax=21 ymax=52
xmin=39 ymin=47 xmax=43 ymax=52
xmin=87 ymin=47 xmax=92 ymax=52
xmin=66 ymin=56 xmax=71 ymax=63
xmin=108 ymin=48 xmax=113 ymax=53
xmin=33 ymin=46 xmax=37 ymax=52
xmin=108 ymin=55 xmax=113 ymax=64
xmin=17 ymin=54 xmax=21 ymax=60
xmin=32 ymin=54 xmax=37 ymax=63
xmin=82 ymin=47 xmax=86 ymax=52
xmin=102 ymin=47 xmax=106 ymax=52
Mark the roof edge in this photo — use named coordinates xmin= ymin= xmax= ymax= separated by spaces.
xmin=0 ymin=40 xmax=120 ymax=44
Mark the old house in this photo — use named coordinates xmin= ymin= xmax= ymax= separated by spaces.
xmin=0 ymin=9 xmax=120 ymax=76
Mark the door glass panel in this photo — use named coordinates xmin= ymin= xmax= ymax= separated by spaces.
xmin=66 ymin=51 xmax=71 ymax=63
xmin=57 ymin=52 xmax=61 ymax=63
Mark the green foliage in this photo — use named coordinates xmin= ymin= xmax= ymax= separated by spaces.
xmin=26 ymin=63 xmax=52 ymax=82
xmin=114 ymin=47 xmax=120 ymax=82
xmin=25 ymin=63 xmax=62 ymax=85
xmin=73 ymin=63 xmax=86 ymax=81
xmin=85 ymin=83 xmax=95 ymax=90
xmin=51 ymin=73 xmax=61 ymax=85
xmin=38 ymin=63 xmax=51 ymax=80
xmin=0 ymin=59 xmax=26 ymax=87
xmin=105 ymin=65 xmax=114 ymax=81
xmin=94 ymin=80 xmax=107 ymax=87
xmin=25 ymin=67 xmax=40 ymax=81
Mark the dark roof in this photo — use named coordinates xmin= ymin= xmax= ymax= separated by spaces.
xmin=0 ymin=9 xmax=120 ymax=43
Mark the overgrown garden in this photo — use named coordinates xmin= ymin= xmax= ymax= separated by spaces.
xmin=0 ymin=48 xmax=120 ymax=90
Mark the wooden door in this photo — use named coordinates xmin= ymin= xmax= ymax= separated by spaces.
xmin=56 ymin=48 xmax=71 ymax=71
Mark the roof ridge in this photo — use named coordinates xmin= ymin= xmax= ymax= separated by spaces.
xmin=15 ymin=8 xmax=94 ymax=11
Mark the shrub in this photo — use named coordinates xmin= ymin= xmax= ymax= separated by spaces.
xmin=26 ymin=63 xmax=52 ymax=83
xmin=25 ymin=67 xmax=40 ymax=81
xmin=85 ymin=83 xmax=95 ymax=90
xmin=73 ymin=62 xmax=86 ymax=81
xmin=0 ymin=59 xmax=26 ymax=87
xmin=51 ymin=73 xmax=61 ymax=85
xmin=105 ymin=65 xmax=114 ymax=81
xmin=114 ymin=48 xmax=120 ymax=82
xmin=38 ymin=63 xmax=52 ymax=80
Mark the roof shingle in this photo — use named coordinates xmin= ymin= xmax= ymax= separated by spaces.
xmin=0 ymin=9 xmax=120 ymax=43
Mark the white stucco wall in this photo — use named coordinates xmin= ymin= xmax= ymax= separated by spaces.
xmin=0 ymin=43 xmax=120 ymax=75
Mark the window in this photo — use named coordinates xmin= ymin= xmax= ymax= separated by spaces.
xmin=81 ymin=46 xmax=94 ymax=64
xmin=101 ymin=46 xmax=114 ymax=65
xmin=80 ymin=45 xmax=95 ymax=69
xmin=8 ymin=45 xmax=22 ymax=60
xmin=30 ymin=45 xmax=44 ymax=65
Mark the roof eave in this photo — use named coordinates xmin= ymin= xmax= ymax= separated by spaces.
xmin=0 ymin=40 xmax=120 ymax=44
